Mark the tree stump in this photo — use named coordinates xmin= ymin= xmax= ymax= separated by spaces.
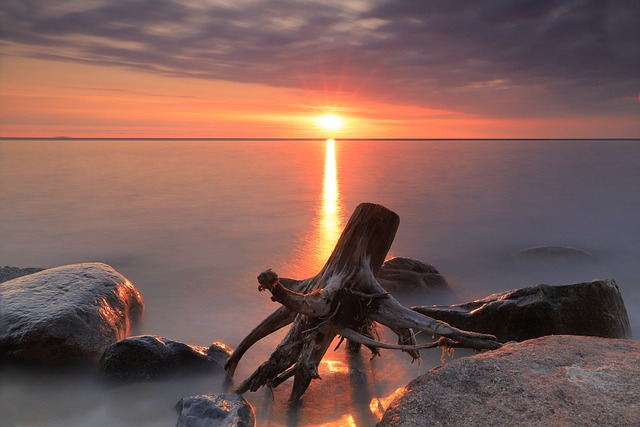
xmin=225 ymin=203 xmax=501 ymax=402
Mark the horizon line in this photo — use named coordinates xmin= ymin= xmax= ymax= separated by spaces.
xmin=2 ymin=137 xmax=639 ymax=141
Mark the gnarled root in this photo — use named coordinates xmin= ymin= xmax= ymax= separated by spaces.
xmin=225 ymin=203 xmax=501 ymax=402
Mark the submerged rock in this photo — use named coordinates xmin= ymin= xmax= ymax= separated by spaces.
xmin=176 ymin=394 xmax=255 ymax=427
xmin=378 ymin=257 xmax=450 ymax=295
xmin=413 ymin=279 xmax=631 ymax=342
xmin=0 ymin=266 xmax=45 ymax=283
xmin=510 ymin=245 xmax=592 ymax=260
xmin=99 ymin=335 xmax=232 ymax=382
xmin=379 ymin=335 xmax=640 ymax=426
xmin=0 ymin=262 xmax=144 ymax=365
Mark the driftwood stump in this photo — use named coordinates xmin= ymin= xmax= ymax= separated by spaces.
xmin=225 ymin=203 xmax=500 ymax=401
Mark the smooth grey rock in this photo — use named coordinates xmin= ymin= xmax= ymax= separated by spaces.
xmin=99 ymin=335 xmax=232 ymax=382
xmin=511 ymin=245 xmax=592 ymax=260
xmin=176 ymin=394 xmax=255 ymax=427
xmin=0 ymin=266 xmax=44 ymax=283
xmin=413 ymin=279 xmax=631 ymax=342
xmin=378 ymin=335 xmax=640 ymax=426
xmin=0 ymin=262 xmax=144 ymax=365
xmin=378 ymin=257 xmax=450 ymax=295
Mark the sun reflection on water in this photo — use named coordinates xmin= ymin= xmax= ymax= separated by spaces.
xmin=369 ymin=387 xmax=407 ymax=421
xmin=320 ymin=358 xmax=349 ymax=375
xmin=310 ymin=414 xmax=357 ymax=427
xmin=314 ymin=138 xmax=343 ymax=269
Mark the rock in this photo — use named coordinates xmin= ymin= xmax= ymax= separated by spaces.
xmin=378 ymin=257 xmax=450 ymax=295
xmin=0 ymin=266 xmax=45 ymax=283
xmin=379 ymin=335 xmax=640 ymax=426
xmin=510 ymin=245 xmax=592 ymax=260
xmin=176 ymin=394 xmax=255 ymax=427
xmin=413 ymin=279 xmax=631 ymax=342
xmin=99 ymin=335 xmax=232 ymax=382
xmin=0 ymin=262 xmax=144 ymax=365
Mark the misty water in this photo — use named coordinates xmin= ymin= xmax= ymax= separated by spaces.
xmin=1 ymin=138 xmax=639 ymax=426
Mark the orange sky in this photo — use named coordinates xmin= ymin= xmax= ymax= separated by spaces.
xmin=2 ymin=57 xmax=636 ymax=139
xmin=1 ymin=1 xmax=638 ymax=139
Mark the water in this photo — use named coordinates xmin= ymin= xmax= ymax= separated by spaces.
xmin=1 ymin=138 xmax=639 ymax=426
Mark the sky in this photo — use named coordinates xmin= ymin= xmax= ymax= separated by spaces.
xmin=1 ymin=0 xmax=639 ymax=138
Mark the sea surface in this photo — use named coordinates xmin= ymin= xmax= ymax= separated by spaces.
xmin=1 ymin=138 xmax=639 ymax=426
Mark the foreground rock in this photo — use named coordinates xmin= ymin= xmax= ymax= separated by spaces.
xmin=99 ymin=335 xmax=232 ymax=382
xmin=413 ymin=279 xmax=631 ymax=342
xmin=379 ymin=335 xmax=640 ymax=426
xmin=176 ymin=394 xmax=255 ymax=427
xmin=0 ymin=263 xmax=144 ymax=365
xmin=378 ymin=257 xmax=450 ymax=295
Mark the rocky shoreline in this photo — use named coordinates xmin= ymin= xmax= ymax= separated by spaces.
xmin=1 ymin=260 xmax=637 ymax=426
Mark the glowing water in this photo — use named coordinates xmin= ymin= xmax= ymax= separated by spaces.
xmin=1 ymin=138 xmax=638 ymax=426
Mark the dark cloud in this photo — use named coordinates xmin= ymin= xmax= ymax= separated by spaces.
xmin=1 ymin=0 xmax=638 ymax=118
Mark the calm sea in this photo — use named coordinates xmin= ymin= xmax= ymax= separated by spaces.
xmin=1 ymin=138 xmax=639 ymax=426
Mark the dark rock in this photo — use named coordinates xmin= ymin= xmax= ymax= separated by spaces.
xmin=413 ymin=279 xmax=631 ymax=342
xmin=176 ymin=394 xmax=255 ymax=427
xmin=510 ymin=245 xmax=592 ymax=260
xmin=0 ymin=262 xmax=144 ymax=365
xmin=378 ymin=257 xmax=450 ymax=295
xmin=0 ymin=266 xmax=45 ymax=283
xmin=99 ymin=335 xmax=232 ymax=382
xmin=378 ymin=335 xmax=640 ymax=426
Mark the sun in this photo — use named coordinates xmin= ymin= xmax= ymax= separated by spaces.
xmin=317 ymin=114 xmax=343 ymax=131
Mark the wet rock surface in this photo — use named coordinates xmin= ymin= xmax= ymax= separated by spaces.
xmin=378 ymin=257 xmax=450 ymax=295
xmin=99 ymin=335 xmax=232 ymax=382
xmin=0 ymin=262 xmax=144 ymax=365
xmin=176 ymin=394 xmax=255 ymax=427
xmin=379 ymin=335 xmax=640 ymax=427
xmin=413 ymin=279 xmax=632 ymax=342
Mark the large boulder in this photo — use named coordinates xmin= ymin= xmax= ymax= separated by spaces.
xmin=0 ymin=262 xmax=144 ymax=365
xmin=378 ymin=257 xmax=450 ymax=295
xmin=379 ymin=335 xmax=640 ymax=426
xmin=176 ymin=394 xmax=255 ymax=427
xmin=413 ymin=279 xmax=631 ymax=342
xmin=99 ymin=335 xmax=232 ymax=382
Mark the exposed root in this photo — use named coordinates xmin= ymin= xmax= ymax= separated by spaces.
xmin=225 ymin=203 xmax=501 ymax=401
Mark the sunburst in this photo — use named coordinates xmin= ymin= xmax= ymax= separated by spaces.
xmin=317 ymin=114 xmax=343 ymax=131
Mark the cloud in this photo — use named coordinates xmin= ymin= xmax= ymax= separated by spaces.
xmin=1 ymin=0 xmax=638 ymax=118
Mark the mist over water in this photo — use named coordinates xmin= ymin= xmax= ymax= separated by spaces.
xmin=1 ymin=139 xmax=638 ymax=426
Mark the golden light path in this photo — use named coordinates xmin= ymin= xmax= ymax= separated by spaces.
xmin=316 ymin=138 xmax=343 ymax=267
xmin=286 ymin=137 xmax=343 ymax=278
xmin=292 ymin=138 xmax=404 ymax=426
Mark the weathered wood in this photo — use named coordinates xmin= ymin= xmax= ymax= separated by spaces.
xmin=224 ymin=306 xmax=296 ymax=378
xmin=224 ymin=277 xmax=307 ymax=377
xmin=226 ymin=202 xmax=501 ymax=401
